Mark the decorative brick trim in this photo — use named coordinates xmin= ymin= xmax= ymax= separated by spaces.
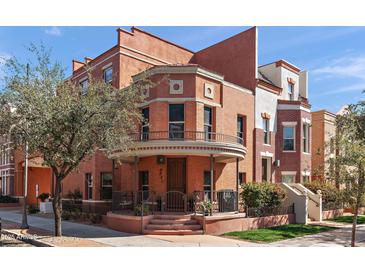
xmin=275 ymin=60 xmax=301 ymax=74
xmin=287 ymin=77 xmax=296 ymax=84
xmin=261 ymin=112 xmax=271 ymax=119
xmin=256 ymin=79 xmax=282 ymax=94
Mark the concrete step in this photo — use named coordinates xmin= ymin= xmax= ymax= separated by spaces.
xmin=144 ymin=229 xmax=204 ymax=235
xmin=146 ymin=224 xmax=202 ymax=231
xmin=149 ymin=219 xmax=198 ymax=225
xmin=153 ymin=215 xmax=192 ymax=221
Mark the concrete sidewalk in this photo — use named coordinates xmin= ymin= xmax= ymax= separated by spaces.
xmin=0 ymin=208 xmax=254 ymax=247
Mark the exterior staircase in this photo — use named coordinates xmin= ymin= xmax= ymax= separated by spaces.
xmin=144 ymin=214 xmax=203 ymax=235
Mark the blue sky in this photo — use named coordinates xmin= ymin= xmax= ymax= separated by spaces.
xmin=1 ymin=26 xmax=364 ymax=113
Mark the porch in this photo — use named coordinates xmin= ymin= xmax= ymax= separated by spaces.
xmin=111 ymin=190 xmax=240 ymax=215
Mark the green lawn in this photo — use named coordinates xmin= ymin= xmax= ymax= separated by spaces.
xmin=223 ymin=224 xmax=336 ymax=243
xmin=327 ymin=215 xmax=365 ymax=224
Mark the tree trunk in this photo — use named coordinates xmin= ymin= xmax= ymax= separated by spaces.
xmin=52 ymin=176 xmax=63 ymax=237
xmin=352 ymin=166 xmax=365 ymax=247
xmin=351 ymin=202 xmax=359 ymax=247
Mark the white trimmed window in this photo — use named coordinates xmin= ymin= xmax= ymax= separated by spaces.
xmin=303 ymin=123 xmax=310 ymax=153
xmin=80 ymin=78 xmax=89 ymax=95
xmin=103 ymin=67 xmax=113 ymax=84
xmin=288 ymin=83 xmax=294 ymax=101
xmin=85 ymin=173 xmax=93 ymax=200
xmin=283 ymin=126 xmax=295 ymax=151
xmin=263 ymin=118 xmax=270 ymax=145
xmin=282 ymin=172 xmax=296 ymax=183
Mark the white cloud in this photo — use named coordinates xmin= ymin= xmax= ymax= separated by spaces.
xmin=44 ymin=26 xmax=62 ymax=36
xmin=312 ymin=54 xmax=365 ymax=80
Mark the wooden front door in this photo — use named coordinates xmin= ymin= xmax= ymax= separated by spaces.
xmin=167 ymin=158 xmax=186 ymax=211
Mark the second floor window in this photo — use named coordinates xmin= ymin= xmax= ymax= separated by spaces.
xmin=204 ymin=106 xmax=212 ymax=140
xmin=141 ymin=108 xmax=149 ymax=140
xmin=103 ymin=67 xmax=113 ymax=84
xmin=283 ymin=126 xmax=295 ymax=151
xmin=303 ymin=123 xmax=309 ymax=153
xmin=263 ymin=118 xmax=270 ymax=145
xmin=288 ymin=83 xmax=294 ymax=101
xmin=80 ymin=79 xmax=89 ymax=95
xmin=237 ymin=116 xmax=244 ymax=145
xmin=169 ymin=104 xmax=184 ymax=139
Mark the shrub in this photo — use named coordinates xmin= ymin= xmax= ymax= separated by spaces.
xmin=27 ymin=204 xmax=40 ymax=214
xmin=38 ymin=193 xmax=50 ymax=202
xmin=66 ymin=188 xmax=83 ymax=201
xmin=241 ymin=182 xmax=286 ymax=208
xmin=62 ymin=211 xmax=71 ymax=220
xmin=304 ymin=181 xmax=344 ymax=205
xmin=89 ymin=213 xmax=102 ymax=224
xmin=0 ymin=195 xmax=19 ymax=203
xmin=134 ymin=203 xmax=150 ymax=216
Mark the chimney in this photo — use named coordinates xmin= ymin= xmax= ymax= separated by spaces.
xmin=72 ymin=60 xmax=85 ymax=72
xmin=84 ymin=57 xmax=93 ymax=64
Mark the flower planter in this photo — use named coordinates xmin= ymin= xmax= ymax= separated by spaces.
xmin=39 ymin=201 xmax=53 ymax=214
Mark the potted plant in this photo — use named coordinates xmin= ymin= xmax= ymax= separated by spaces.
xmin=38 ymin=193 xmax=53 ymax=213
xmin=134 ymin=203 xmax=150 ymax=216
xmin=200 ymin=200 xmax=213 ymax=216
xmin=38 ymin=193 xmax=50 ymax=202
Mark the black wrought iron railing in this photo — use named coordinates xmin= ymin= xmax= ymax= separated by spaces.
xmin=245 ymin=204 xmax=295 ymax=218
xmin=111 ymin=189 xmax=239 ymax=215
xmin=129 ymin=131 xmax=245 ymax=146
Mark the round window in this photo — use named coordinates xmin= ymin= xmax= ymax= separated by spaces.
xmin=173 ymin=83 xmax=180 ymax=90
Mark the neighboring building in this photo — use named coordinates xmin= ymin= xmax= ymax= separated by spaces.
xmin=6 ymin=27 xmax=312 ymax=214
xmin=0 ymin=135 xmax=15 ymax=196
xmin=255 ymin=61 xmax=311 ymax=184
xmin=311 ymin=109 xmax=337 ymax=183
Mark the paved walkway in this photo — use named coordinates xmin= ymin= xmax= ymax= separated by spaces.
xmin=1 ymin=208 xmax=364 ymax=247
xmin=0 ymin=208 xmax=255 ymax=246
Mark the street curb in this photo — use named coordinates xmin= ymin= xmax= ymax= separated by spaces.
xmin=1 ymin=229 xmax=56 ymax=247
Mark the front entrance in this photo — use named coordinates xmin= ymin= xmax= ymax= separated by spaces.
xmin=166 ymin=158 xmax=186 ymax=211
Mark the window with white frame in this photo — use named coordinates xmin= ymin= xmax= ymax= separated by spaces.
xmin=288 ymin=83 xmax=294 ymax=101
xmin=283 ymin=126 xmax=295 ymax=151
xmin=101 ymin=172 xmax=112 ymax=200
xmin=282 ymin=174 xmax=296 ymax=183
xmin=80 ymin=78 xmax=89 ymax=95
xmin=204 ymin=106 xmax=213 ymax=140
xmin=103 ymin=67 xmax=113 ymax=84
xmin=263 ymin=118 xmax=270 ymax=145
xmin=237 ymin=115 xmax=245 ymax=145
xmin=141 ymin=107 xmax=149 ymax=140
xmin=169 ymin=104 xmax=184 ymax=139
xmin=85 ymin=173 xmax=93 ymax=200
xmin=303 ymin=123 xmax=310 ymax=153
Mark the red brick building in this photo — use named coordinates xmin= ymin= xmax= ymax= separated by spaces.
xmin=2 ymin=27 xmax=312 ymax=219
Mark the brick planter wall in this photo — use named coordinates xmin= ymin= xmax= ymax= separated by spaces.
xmin=322 ymin=209 xmax=344 ymax=220
xmin=194 ymin=213 xmax=296 ymax=235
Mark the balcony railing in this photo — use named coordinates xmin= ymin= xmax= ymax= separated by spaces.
xmin=129 ymin=131 xmax=244 ymax=146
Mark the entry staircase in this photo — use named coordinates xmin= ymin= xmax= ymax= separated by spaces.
xmin=281 ymin=183 xmax=322 ymax=224
xmin=143 ymin=214 xmax=203 ymax=235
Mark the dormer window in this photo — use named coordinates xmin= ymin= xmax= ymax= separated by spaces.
xmin=288 ymin=83 xmax=294 ymax=101
xmin=80 ymin=78 xmax=89 ymax=95
xmin=103 ymin=66 xmax=113 ymax=84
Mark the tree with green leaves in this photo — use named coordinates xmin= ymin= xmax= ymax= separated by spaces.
xmin=335 ymin=96 xmax=365 ymax=247
xmin=0 ymin=45 xmax=144 ymax=236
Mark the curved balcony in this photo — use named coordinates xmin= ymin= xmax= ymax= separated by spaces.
xmin=110 ymin=131 xmax=247 ymax=163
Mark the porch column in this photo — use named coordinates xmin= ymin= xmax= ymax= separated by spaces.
xmin=133 ymin=156 xmax=139 ymax=206
xmin=236 ymin=157 xmax=239 ymax=212
xmin=210 ymin=154 xmax=214 ymax=202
